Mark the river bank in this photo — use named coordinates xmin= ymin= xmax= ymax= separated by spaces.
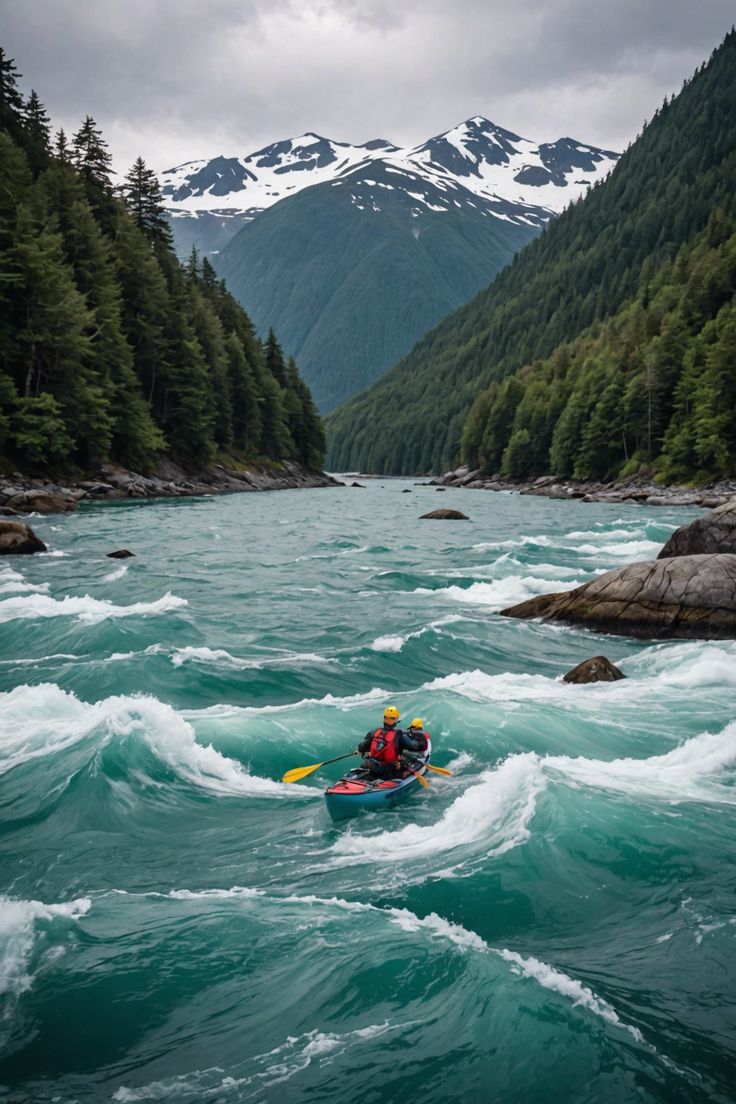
xmin=428 ymin=466 xmax=736 ymax=508
xmin=0 ymin=458 xmax=341 ymax=515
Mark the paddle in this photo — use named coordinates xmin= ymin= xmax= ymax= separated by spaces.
xmin=425 ymin=764 xmax=452 ymax=777
xmin=282 ymin=751 xmax=358 ymax=784
xmin=405 ymin=765 xmax=430 ymax=788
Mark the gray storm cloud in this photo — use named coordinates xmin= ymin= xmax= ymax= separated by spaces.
xmin=3 ymin=0 xmax=734 ymax=171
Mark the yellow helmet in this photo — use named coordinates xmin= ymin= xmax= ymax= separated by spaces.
xmin=410 ymin=718 xmax=423 ymax=730
xmin=383 ymin=706 xmax=400 ymax=723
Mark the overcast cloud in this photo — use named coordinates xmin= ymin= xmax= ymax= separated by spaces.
xmin=4 ymin=0 xmax=735 ymax=172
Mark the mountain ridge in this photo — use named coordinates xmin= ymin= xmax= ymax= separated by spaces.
xmin=160 ymin=115 xmax=618 ymax=257
xmin=325 ymin=32 xmax=736 ymax=475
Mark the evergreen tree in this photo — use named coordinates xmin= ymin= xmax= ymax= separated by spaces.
xmin=54 ymin=128 xmax=71 ymax=164
xmin=225 ymin=332 xmax=262 ymax=454
xmin=22 ymin=89 xmax=51 ymax=174
xmin=264 ymin=328 xmax=288 ymax=388
xmin=0 ymin=47 xmax=25 ymax=145
xmin=119 ymin=156 xmax=173 ymax=248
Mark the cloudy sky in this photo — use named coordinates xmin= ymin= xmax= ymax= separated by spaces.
xmin=4 ymin=0 xmax=735 ymax=172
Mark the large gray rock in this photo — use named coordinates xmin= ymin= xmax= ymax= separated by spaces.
xmin=500 ymin=554 xmax=736 ymax=639
xmin=0 ymin=520 xmax=47 ymax=554
xmin=658 ymin=499 xmax=736 ymax=558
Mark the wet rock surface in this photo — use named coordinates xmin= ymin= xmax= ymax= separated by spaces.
xmin=563 ymin=656 xmax=626 ymax=683
xmin=0 ymin=520 xmax=47 ymax=554
xmin=419 ymin=508 xmax=469 ymax=520
xmin=500 ymin=554 xmax=736 ymax=639
xmin=658 ymin=499 xmax=736 ymax=558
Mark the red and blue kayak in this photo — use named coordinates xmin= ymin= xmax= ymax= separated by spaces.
xmin=324 ymin=746 xmax=431 ymax=820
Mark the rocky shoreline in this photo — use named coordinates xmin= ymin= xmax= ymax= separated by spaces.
xmin=500 ymin=499 xmax=736 ymax=640
xmin=429 ymin=467 xmax=736 ymax=509
xmin=0 ymin=458 xmax=341 ymax=515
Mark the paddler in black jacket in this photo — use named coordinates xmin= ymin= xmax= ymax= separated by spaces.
xmin=357 ymin=706 xmax=425 ymax=780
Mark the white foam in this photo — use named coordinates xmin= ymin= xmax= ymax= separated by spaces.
xmin=102 ymin=563 xmax=129 ymax=583
xmin=330 ymin=753 xmax=544 ymax=864
xmin=0 ymin=895 xmax=91 ymax=998
xmin=368 ymin=614 xmax=470 ymax=654
xmin=0 ymin=591 xmax=187 ymax=624
xmin=496 ymin=949 xmax=642 ymax=1040
xmin=547 ymin=721 xmax=736 ymax=803
xmin=472 ymin=535 xmax=554 ymax=551
xmin=171 ymin=646 xmax=330 ymax=670
xmin=578 ymin=539 xmax=661 ymax=559
xmin=370 ymin=634 xmax=406 ymax=652
xmin=415 ymin=575 xmax=583 ymax=610
xmin=0 ymin=684 xmax=315 ymax=798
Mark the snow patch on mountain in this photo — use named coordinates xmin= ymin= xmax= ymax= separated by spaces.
xmin=159 ymin=117 xmax=618 ymax=232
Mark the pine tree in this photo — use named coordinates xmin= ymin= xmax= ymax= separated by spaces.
xmin=264 ymin=328 xmax=288 ymax=388
xmin=22 ymin=90 xmax=51 ymax=175
xmin=54 ymin=128 xmax=71 ymax=164
xmin=0 ymin=47 xmax=25 ymax=145
xmin=119 ymin=156 xmax=173 ymax=248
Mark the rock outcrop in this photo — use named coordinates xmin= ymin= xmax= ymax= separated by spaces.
xmin=562 ymin=656 xmax=626 ymax=683
xmin=419 ymin=509 xmax=469 ymax=520
xmin=0 ymin=520 xmax=47 ymax=554
xmin=501 ymin=554 xmax=736 ymax=639
xmin=658 ymin=498 xmax=736 ymax=558
xmin=107 ymin=549 xmax=135 ymax=559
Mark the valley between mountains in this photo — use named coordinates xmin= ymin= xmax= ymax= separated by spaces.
xmin=160 ymin=118 xmax=618 ymax=410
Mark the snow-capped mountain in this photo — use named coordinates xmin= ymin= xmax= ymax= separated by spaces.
xmin=160 ymin=116 xmax=618 ymax=256
xmin=160 ymin=117 xmax=618 ymax=413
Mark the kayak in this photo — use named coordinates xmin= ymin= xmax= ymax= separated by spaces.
xmin=324 ymin=745 xmax=431 ymax=821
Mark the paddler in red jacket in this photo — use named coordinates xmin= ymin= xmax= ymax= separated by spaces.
xmin=357 ymin=706 xmax=425 ymax=780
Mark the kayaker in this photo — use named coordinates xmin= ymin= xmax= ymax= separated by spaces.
xmin=407 ymin=718 xmax=430 ymax=752
xmin=357 ymin=706 xmax=425 ymax=780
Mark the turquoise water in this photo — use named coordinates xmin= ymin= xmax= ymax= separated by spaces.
xmin=1 ymin=483 xmax=734 ymax=1103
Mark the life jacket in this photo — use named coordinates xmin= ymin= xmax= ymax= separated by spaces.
xmin=410 ymin=729 xmax=430 ymax=752
xmin=368 ymin=726 xmax=400 ymax=765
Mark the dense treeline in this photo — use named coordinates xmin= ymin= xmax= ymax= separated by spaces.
xmin=461 ymin=213 xmax=736 ymax=480
xmin=327 ymin=30 xmax=736 ymax=476
xmin=0 ymin=48 xmax=325 ymax=475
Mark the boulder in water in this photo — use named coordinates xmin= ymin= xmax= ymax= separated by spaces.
xmin=107 ymin=549 xmax=135 ymax=559
xmin=350 ymin=481 xmax=366 ymax=488
xmin=563 ymin=656 xmax=626 ymax=684
xmin=419 ymin=508 xmax=469 ymax=520
xmin=658 ymin=498 xmax=736 ymax=558
xmin=500 ymin=553 xmax=736 ymax=639
xmin=0 ymin=519 xmax=47 ymax=554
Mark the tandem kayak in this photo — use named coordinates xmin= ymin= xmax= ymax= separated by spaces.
xmin=324 ymin=746 xmax=431 ymax=821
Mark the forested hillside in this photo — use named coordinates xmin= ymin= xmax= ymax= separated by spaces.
xmin=0 ymin=48 xmax=325 ymax=476
xmin=327 ymin=31 xmax=736 ymax=477
xmin=215 ymin=161 xmax=536 ymax=412
xmin=461 ymin=214 xmax=736 ymax=480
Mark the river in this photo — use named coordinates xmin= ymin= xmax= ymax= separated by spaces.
xmin=1 ymin=481 xmax=734 ymax=1102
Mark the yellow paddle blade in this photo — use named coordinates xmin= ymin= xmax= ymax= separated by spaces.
xmin=282 ymin=763 xmax=323 ymax=784
xmin=426 ymin=764 xmax=452 ymax=776
xmin=413 ymin=770 xmax=430 ymax=788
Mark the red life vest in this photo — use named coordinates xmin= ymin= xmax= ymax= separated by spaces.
xmin=369 ymin=726 xmax=400 ymax=765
